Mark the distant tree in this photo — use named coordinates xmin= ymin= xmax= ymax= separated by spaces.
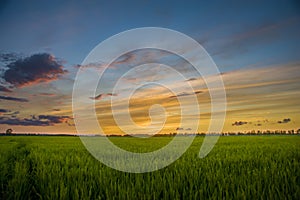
xmin=6 ymin=128 xmax=13 ymax=135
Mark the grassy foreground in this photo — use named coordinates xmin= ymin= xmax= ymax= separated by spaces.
xmin=0 ymin=135 xmax=299 ymax=199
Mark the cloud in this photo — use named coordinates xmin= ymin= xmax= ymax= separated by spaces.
xmin=76 ymin=53 xmax=136 ymax=71
xmin=67 ymin=122 xmax=75 ymax=127
xmin=0 ymin=52 xmax=21 ymax=64
xmin=38 ymin=92 xmax=56 ymax=97
xmin=0 ymin=95 xmax=29 ymax=102
xmin=77 ymin=49 xmax=171 ymax=74
xmin=38 ymin=115 xmax=71 ymax=124
xmin=75 ymin=62 xmax=116 ymax=71
xmin=89 ymin=93 xmax=117 ymax=101
xmin=0 ymin=116 xmax=47 ymax=126
xmin=0 ymin=109 xmax=10 ymax=114
xmin=169 ymin=90 xmax=202 ymax=98
xmin=8 ymin=111 xmax=19 ymax=118
xmin=0 ymin=110 xmax=20 ymax=118
xmin=0 ymin=85 xmax=12 ymax=92
xmin=74 ymin=61 xmax=300 ymax=134
xmin=232 ymin=17 xmax=299 ymax=43
xmin=175 ymin=127 xmax=192 ymax=131
xmin=113 ymin=52 xmax=136 ymax=65
xmin=207 ymin=17 xmax=300 ymax=59
xmin=232 ymin=121 xmax=248 ymax=126
xmin=0 ymin=115 xmax=72 ymax=126
xmin=277 ymin=118 xmax=291 ymax=124
xmin=185 ymin=78 xmax=198 ymax=82
xmin=2 ymin=53 xmax=67 ymax=87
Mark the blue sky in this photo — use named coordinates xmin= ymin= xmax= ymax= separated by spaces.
xmin=0 ymin=0 xmax=299 ymax=134
xmin=1 ymin=0 xmax=299 ymax=70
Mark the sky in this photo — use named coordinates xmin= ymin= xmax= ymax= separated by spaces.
xmin=0 ymin=0 xmax=300 ymax=134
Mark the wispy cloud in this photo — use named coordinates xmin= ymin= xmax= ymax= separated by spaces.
xmin=0 ymin=95 xmax=28 ymax=102
xmin=169 ymin=90 xmax=203 ymax=98
xmin=0 ymin=108 xmax=10 ymax=114
xmin=90 ymin=62 xmax=300 ymax=134
xmin=202 ymin=17 xmax=300 ymax=59
xmin=76 ymin=52 xmax=136 ymax=71
xmin=0 ymin=52 xmax=22 ymax=64
xmin=0 ymin=85 xmax=12 ymax=92
xmin=0 ymin=115 xmax=72 ymax=126
xmin=37 ymin=92 xmax=56 ymax=97
xmin=185 ymin=78 xmax=198 ymax=82
xmin=75 ymin=62 xmax=116 ymax=71
xmin=90 ymin=93 xmax=117 ymax=101
xmin=113 ymin=52 xmax=136 ymax=65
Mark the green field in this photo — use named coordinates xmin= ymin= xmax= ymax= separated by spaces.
xmin=0 ymin=136 xmax=299 ymax=199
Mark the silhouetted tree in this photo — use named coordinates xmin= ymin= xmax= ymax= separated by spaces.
xmin=6 ymin=128 xmax=13 ymax=135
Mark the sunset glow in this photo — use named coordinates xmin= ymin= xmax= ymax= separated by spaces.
xmin=0 ymin=1 xmax=299 ymax=134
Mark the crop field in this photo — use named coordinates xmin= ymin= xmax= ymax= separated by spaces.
xmin=0 ymin=135 xmax=299 ymax=199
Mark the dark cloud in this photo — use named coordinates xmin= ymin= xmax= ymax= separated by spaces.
xmin=38 ymin=115 xmax=71 ymax=124
xmin=38 ymin=92 xmax=56 ymax=96
xmin=169 ymin=90 xmax=202 ymax=98
xmin=176 ymin=127 xmax=184 ymax=131
xmin=2 ymin=117 xmax=51 ymax=126
xmin=232 ymin=121 xmax=248 ymax=126
xmin=0 ymin=110 xmax=19 ymax=117
xmin=194 ymin=91 xmax=203 ymax=94
xmin=8 ymin=111 xmax=20 ymax=118
xmin=75 ymin=61 xmax=117 ymax=71
xmin=277 ymin=118 xmax=291 ymax=124
xmin=0 ymin=115 xmax=72 ymax=126
xmin=185 ymin=77 xmax=198 ymax=82
xmin=90 ymin=93 xmax=117 ymax=100
xmin=0 ymin=109 xmax=10 ymax=113
xmin=75 ymin=62 xmax=104 ymax=69
xmin=186 ymin=128 xmax=192 ymax=131
xmin=0 ymin=116 xmax=48 ymax=126
xmin=0 ymin=85 xmax=12 ymax=92
xmin=0 ymin=95 xmax=28 ymax=102
xmin=2 ymin=53 xmax=67 ymax=87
